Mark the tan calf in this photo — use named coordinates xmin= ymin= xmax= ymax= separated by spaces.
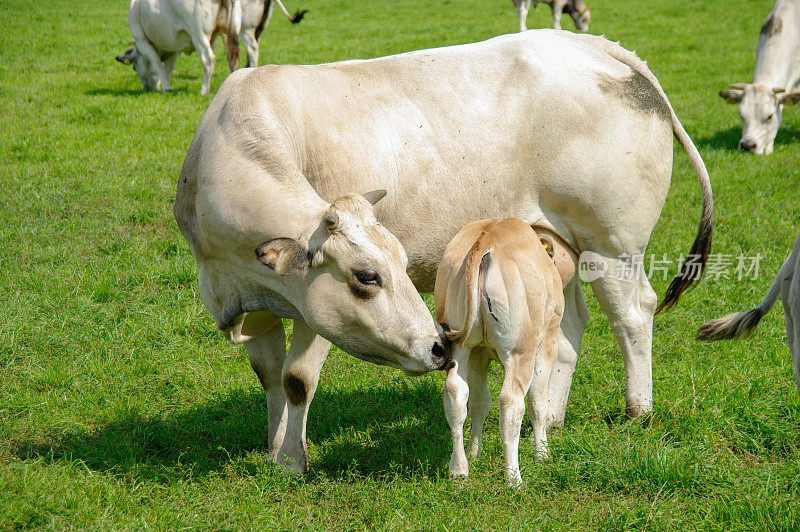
xmin=435 ymin=218 xmax=573 ymax=486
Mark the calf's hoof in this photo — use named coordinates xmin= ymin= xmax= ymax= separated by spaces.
xmin=505 ymin=469 xmax=522 ymax=488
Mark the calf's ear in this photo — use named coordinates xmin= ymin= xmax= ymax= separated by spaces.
xmin=719 ymin=89 xmax=744 ymax=104
xmin=780 ymin=92 xmax=800 ymax=106
xmin=256 ymin=238 xmax=310 ymax=275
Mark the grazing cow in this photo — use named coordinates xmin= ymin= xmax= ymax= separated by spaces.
xmin=240 ymin=0 xmax=307 ymax=68
xmin=512 ymin=0 xmax=591 ymax=32
xmin=436 ymin=219 xmax=574 ymax=486
xmin=174 ymin=30 xmax=713 ymax=473
xmin=116 ymin=0 xmax=243 ymax=95
xmin=719 ymin=0 xmax=800 ymax=154
xmin=698 ymin=230 xmax=800 ymax=398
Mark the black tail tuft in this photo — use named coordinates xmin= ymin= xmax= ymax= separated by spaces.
xmin=291 ymin=8 xmax=308 ymax=23
xmin=696 ymin=308 xmax=765 ymax=341
xmin=656 ymin=212 xmax=713 ymax=314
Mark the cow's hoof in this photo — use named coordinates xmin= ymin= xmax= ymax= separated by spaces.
xmin=625 ymin=403 xmax=652 ymax=419
xmin=466 ymin=444 xmax=481 ymax=459
xmin=505 ymin=471 xmax=523 ymax=488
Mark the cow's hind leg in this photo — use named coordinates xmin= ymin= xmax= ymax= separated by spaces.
xmin=590 ymin=258 xmax=658 ymax=418
xmin=276 ymin=319 xmax=331 ymax=473
xmin=498 ymin=351 xmax=533 ymax=487
xmin=443 ymin=344 xmax=471 ymax=479
xmin=243 ymin=314 xmax=288 ymax=461
xmin=548 ymin=275 xmax=589 ymax=425
xmin=466 ymin=348 xmax=492 ymax=459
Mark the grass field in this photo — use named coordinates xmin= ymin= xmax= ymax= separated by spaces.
xmin=2 ymin=0 xmax=800 ymax=528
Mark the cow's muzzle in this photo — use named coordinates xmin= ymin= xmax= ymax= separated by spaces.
xmin=739 ymin=138 xmax=757 ymax=152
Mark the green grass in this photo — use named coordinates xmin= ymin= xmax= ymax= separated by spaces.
xmin=2 ymin=0 xmax=800 ymax=528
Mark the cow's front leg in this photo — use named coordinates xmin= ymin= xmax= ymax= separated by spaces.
xmin=443 ymin=345 xmax=471 ymax=479
xmin=551 ymin=0 xmax=566 ymax=29
xmin=498 ymin=353 xmax=532 ymax=487
xmin=514 ymin=0 xmax=533 ymax=32
xmin=191 ymin=37 xmax=216 ymax=95
xmin=548 ymin=275 xmax=588 ymax=425
xmin=243 ymin=313 xmax=288 ymax=461
xmin=590 ymin=258 xmax=657 ymax=418
xmin=276 ymin=319 xmax=330 ymax=473
xmin=163 ymin=53 xmax=180 ymax=85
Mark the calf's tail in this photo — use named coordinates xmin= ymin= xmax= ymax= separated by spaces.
xmin=444 ymin=240 xmax=492 ymax=345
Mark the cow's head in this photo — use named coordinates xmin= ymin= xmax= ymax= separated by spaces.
xmin=116 ymin=45 xmax=160 ymax=92
xmin=567 ymin=0 xmax=591 ymax=32
xmin=256 ymin=191 xmax=449 ymax=374
xmin=719 ymin=83 xmax=800 ymax=155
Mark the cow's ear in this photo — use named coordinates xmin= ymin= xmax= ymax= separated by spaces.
xmin=719 ymin=89 xmax=744 ymax=104
xmin=256 ymin=238 xmax=310 ymax=275
xmin=540 ymin=235 xmax=555 ymax=260
xmin=780 ymin=92 xmax=800 ymax=106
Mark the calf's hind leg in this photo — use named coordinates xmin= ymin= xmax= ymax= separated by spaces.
xmin=498 ymin=352 xmax=534 ymax=487
xmin=466 ymin=348 xmax=492 ymax=459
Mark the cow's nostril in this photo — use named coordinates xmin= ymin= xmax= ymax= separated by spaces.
xmin=739 ymin=139 xmax=756 ymax=152
xmin=432 ymin=340 xmax=446 ymax=360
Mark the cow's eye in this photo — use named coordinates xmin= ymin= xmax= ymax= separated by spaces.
xmin=767 ymin=113 xmax=775 ymax=121
xmin=354 ymin=269 xmax=381 ymax=286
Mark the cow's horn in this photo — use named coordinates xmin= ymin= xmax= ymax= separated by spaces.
xmin=773 ymin=87 xmax=786 ymax=94
xmin=322 ymin=211 xmax=339 ymax=230
xmin=729 ymin=83 xmax=748 ymax=90
xmin=363 ymin=189 xmax=387 ymax=206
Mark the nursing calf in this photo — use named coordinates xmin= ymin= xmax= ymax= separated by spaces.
xmin=698 ymin=230 xmax=800 ymax=398
xmin=435 ymin=219 xmax=575 ymax=486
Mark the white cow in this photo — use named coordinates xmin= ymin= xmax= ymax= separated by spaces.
xmin=436 ymin=218 xmax=572 ymax=485
xmin=174 ymin=30 xmax=714 ymax=473
xmin=698 ymin=230 xmax=800 ymax=398
xmin=513 ymin=0 xmax=591 ymax=32
xmin=240 ymin=0 xmax=307 ymax=68
xmin=719 ymin=0 xmax=800 ymax=154
xmin=116 ymin=0 xmax=243 ymax=95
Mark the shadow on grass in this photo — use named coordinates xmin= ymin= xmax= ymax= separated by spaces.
xmin=14 ymin=379 xmax=450 ymax=482
xmin=694 ymin=124 xmax=800 ymax=152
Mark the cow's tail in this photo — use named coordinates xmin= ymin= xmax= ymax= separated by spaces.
xmin=697 ymin=253 xmax=792 ymax=340
xmin=273 ymin=0 xmax=308 ymax=23
xmin=444 ymin=240 xmax=492 ymax=345
xmin=604 ymin=42 xmax=714 ymax=314
xmin=223 ymin=0 xmax=242 ymax=71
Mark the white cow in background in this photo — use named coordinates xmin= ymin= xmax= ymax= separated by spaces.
xmin=240 ymin=0 xmax=307 ymax=68
xmin=719 ymin=0 xmax=800 ymax=154
xmin=513 ymin=0 xmax=591 ymax=32
xmin=174 ymin=31 xmax=714 ymax=473
xmin=698 ymin=230 xmax=800 ymax=399
xmin=116 ymin=0 xmax=242 ymax=95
